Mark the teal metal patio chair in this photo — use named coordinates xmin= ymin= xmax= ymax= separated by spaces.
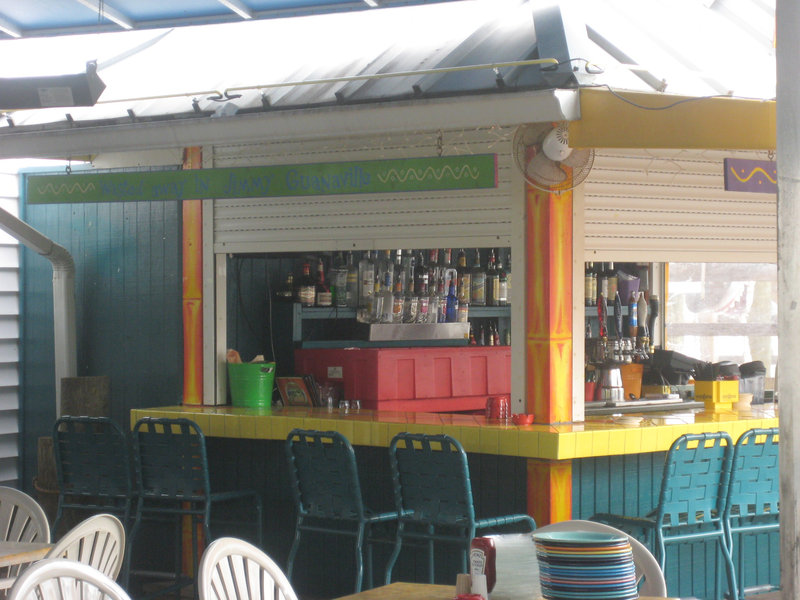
xmin=130 ymin=417 xmax=263 ymax=598
xmin=285 ymin=429 xmax=398 ymax=593
xmin=725 ymin=427 xmax=780 ymax=600
xmin=385 ymin=432 xmax=536 ymax=585
xmin=52 ymin=416 xmax=135 ymax=538
xmin=591 ymin=432 xmax=737 ymax=600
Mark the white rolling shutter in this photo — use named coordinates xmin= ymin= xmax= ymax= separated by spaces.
xmin=0 ymin=166 xmax=20 ymax=486
xmin=211 ymin=127 xmax=515 ymax=252
xmin=583 ymin=148 xmax=777 ymax=263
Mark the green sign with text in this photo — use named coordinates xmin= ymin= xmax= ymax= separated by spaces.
xmin=27 ymin=155 xmax=497 ymax=204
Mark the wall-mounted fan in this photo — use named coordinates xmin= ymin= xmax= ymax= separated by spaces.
xmin=512 ymin=122 xmax=594 ymax=193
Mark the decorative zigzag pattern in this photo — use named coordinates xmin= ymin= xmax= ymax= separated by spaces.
xmin=376 ymin=164 xmax=481 ymax=184
xmin=35 ymin=182 xmax=96 ymax=195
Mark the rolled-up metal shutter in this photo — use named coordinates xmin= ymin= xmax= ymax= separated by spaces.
xmin=211 ymin=127 xmax=516 ymax=253
xmin=583 ymin=148 xmax=776 ymax=263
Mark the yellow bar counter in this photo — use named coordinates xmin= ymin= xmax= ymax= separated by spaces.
xmin=130 ymin=403 xmax=778 ymax=460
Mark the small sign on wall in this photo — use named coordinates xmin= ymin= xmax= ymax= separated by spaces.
xmin=723 ymin=158 xmax=777 ymax=194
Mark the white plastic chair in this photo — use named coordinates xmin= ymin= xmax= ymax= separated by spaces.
xmin=8 ymin=558 xmax=131 ymax=600
xmin=199 ymin=537 xmax=299 ymax=600
xmin=0 ymin=487 xmax=49 ymax=544
xmin=46 ymin=513 xmax=125 ymax=580
xmin=536 ymin=519 xmax=667 ymax=597
xmin=0 ymin=486 xmax=51 ymax=590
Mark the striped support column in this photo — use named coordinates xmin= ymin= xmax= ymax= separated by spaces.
xmin=182 ymin=147 xmax=203 ymax=405
xmin=524 ymin=181 xmax=573 ymax=525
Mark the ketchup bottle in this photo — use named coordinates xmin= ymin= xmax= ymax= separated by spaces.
xmin=469 ymin=537 xmax=496 ymax=593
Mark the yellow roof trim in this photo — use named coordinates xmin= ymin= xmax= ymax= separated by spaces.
xmin=569 ymin=88 xmax=776 ymax=150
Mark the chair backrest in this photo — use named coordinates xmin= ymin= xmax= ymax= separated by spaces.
xmin=8 ymin=558 xmax=131 ymax=600
xmin=132 ymin=417 xmax=210 ymax=500
xmin=199 ymin=537 xmax=299 ymax=600
xmin=655 ymin=432 xmax=733 ymax=527
xmin=285 ymin=429 xmax=366 ymax=520
xmin=726 ymin=427 xmax=779 ymax=520
xmin=536 ymin=520 xmax=667 ymax=597
xmin=53 ymin=416 xmax=132 ymax=500
xmin=388 ymin=432 xmax=475 ymax=527
xmin=0 ymin=486 xmax=50 ymax=543
xmin=46 ymin=513 xmax=126 ymax=580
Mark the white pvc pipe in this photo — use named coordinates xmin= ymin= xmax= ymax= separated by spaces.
xmin=0 ymin=207 xmax=76 ymax=418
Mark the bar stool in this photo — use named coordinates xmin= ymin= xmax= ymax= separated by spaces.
xmin=725 ymin=427 xmax=780 ymax=599
xmin=285 ymin=429 xmax=398 ymax=593
xmin=592 ymin=432 xmax=737 ymax=600
xmin=385 ymin=432 xmax=536 ymax=585
xmin=52 ymin=416 xmax=135 ymax=538
xmin=129 ymin=417 xmax=263 ymax=598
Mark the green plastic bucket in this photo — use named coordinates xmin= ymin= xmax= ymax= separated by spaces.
xmin=227 ymin=362 xmax=276 ymax=409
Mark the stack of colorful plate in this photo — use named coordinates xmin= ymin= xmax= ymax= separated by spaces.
xmin=532 ymin=531 xmax=638 ymax=600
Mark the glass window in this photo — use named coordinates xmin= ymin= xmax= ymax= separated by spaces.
xmin=665 ymin=263 xmax=777 ymax=379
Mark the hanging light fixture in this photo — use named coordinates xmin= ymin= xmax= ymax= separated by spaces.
xmin=0 ymin=61 xmax=105 ymax=110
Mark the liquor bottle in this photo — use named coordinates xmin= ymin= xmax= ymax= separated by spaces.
xmin=436 ymin=275 xmax=447 ymax=322
xmin=333 ymin=253 xmax=348 ymax=308
xmin=584 ymin=262 xmax=593 ymax=306
xmin=598 ymin=262 xmax=609 ymax=302
xmin=606 ymin=261 xmax=618 ymax=301
xmin=441 ymin=248 xmax=457 ymax=293
xmin=469 ymin=323 xmax=477 ymax=345
xmin=427 ymin=248 xmax=440 ymax=287
xmin=628 ymin=290 xmax=639 ymax=339
xmin=414 ymin=250 xmax=429 ymax=298
xmin=358 ymin=251 xmax=375 ymax=309
xmin=487 ymin=323 xmax=495 ymax=346
xmin=470 ymin=249 xmax=486 ymax=306
xmin=457 ymin=298 xmax=469 ymax=323
xmin=404 ymin=272 xmax=419 ymax=323
xmin=376 ymin=249 xmax=395 ymax=291
xmin=493 ymin=323 xmax=500 ymax=346
xmin=506 ymin=249 xmax=511 ymax=299
xmin=315 ymin=258 xmax=332 ymax=307
xmin=392 ymin=276 xmax=405 ymax=323
xmin=378 ymin=271 xmax=394 ymax=323
xmin=345 ymin=251 xmax=359 ymax=308
xmin=486 ymin=249 xmax=498 ymax=307
xmin=275 ymin=272 xmax=294 ymax=302
xmin=297 ymin=262 xmax=316 ymax=307
xmin=445 ymin=280 xmax=458 ymax=323
xmin=428 ymin=278 xmax=440 ymax=324
xmin=496 ymin=257 xmax=508 ymax=307
xmin=369 ymin=273 xmax=383 ymax=323
xmin=478 ymin=325 xmax=486 ymax=346
xmin=456 ymin=248 xmax=471 ymax=305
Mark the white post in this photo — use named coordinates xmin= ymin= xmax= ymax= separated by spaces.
xmin=777 ymin=1 xmax=800 ymax=597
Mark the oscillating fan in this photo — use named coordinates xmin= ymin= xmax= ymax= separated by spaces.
xmin=512 ymin=122 xmax=594 ymax=193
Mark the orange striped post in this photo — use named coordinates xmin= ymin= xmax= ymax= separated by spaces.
xmin=181 ymin=147 xmax=205 ymax=574
xmin=182 ymin=147 xmax=204 ymax=406
xmin=524 ymin=181 xmax=573 ymax=525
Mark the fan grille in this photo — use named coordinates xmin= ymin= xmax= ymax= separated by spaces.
xmin=513 ymin=123 xmax=594 ymax=193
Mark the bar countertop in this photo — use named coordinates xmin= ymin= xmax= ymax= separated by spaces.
xmin=130 ymin=402 xmax=778 ymax=460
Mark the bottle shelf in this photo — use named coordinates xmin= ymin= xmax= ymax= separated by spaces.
xmin=295 ymin=304 xmax=509 ymax=319
xmin=585 ymin=306 xmax=629 ymax=317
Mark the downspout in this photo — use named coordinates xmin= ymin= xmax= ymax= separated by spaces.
xmin=0 ymin=207 xmax=76 ymax=418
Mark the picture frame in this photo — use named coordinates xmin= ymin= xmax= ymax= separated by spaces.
xmin=276 ymin=376 xmax=314 ymax=407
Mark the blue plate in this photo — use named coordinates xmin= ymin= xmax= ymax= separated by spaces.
xmin=533 ymin=531 xmax=629 ymax=545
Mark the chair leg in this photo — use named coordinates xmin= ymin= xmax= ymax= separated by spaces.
xmin=384 ymin=523 xmax=404 ymax=585
xmin=286 ymin=519 xmax=303 ymax=582
xmin=426 ymin=525 xmax=435 ymax=584
xmin=354 ymin=523 xmax=365 ymax=593
xmin=719 ymin=535 xmax=738 ymax=600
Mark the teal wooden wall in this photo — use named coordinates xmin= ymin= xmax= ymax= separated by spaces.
xmin=20 ymin=192 xmax=183 ymax=491
xmin=573 ymin=454 xmax=780 ymax=599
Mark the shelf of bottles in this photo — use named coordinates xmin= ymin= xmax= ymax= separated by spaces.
xmin=276 ymin=248 xmax=512 ymax=347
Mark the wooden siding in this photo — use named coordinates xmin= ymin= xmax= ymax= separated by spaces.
xmin=20 ymin=192 xmax=183 ymax=489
